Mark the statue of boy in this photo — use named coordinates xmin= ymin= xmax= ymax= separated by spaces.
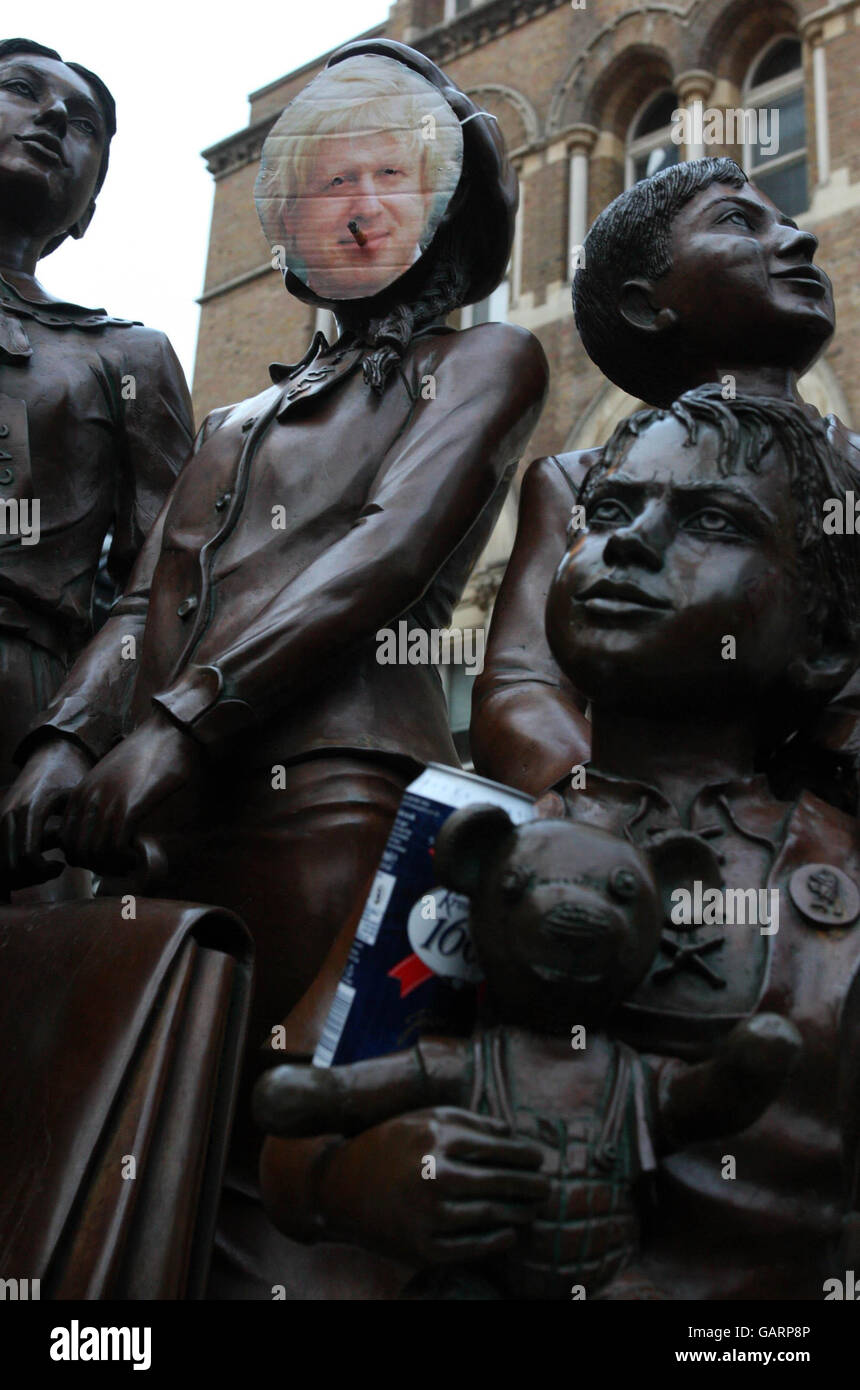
xmin=256 ymin=387 xmax=860 ymax=1300
xmin=0 ymin=37 xmax=193 ymax=887
xmin=471 ymin=158 xmax=860 ymax=805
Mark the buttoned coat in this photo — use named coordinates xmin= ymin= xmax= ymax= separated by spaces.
xmin=0 ymin=272 xmax=192 ymax=796
xmin=0 ymin=273 xmax=193 ymax=657
xmin=27 ymin=322 xmax=548 ymax=775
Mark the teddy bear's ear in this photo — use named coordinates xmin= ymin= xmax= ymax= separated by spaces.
xmin=433 ymin=803 xmax=515 ymax=899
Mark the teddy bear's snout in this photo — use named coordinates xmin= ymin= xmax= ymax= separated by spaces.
xmin=539 ymin=899 xmax=617 ymax=936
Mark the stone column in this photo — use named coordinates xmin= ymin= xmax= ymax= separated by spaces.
xmin=804 ymin=20 xmax=831 ymax=186
xmin=676 ymin=69 xmax=716 ymax=161
xmin=567 ymin=123 xmax=598 ymax=275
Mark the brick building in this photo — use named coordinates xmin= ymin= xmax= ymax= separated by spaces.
xmin=193 ymin=0 xmax=860 ymax=758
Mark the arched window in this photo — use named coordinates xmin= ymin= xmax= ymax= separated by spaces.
xmin=625 ymin=90 xmax=681 ymax=186
xmin=743 ymin=36 xmax=808 ymax=215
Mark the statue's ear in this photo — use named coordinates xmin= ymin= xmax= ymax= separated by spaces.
xmin=68 ymin=199 xmax=97 ymax=242
xmin=619 ymin=278 xmax=678 ymax=336
xmin=433 ymin=803 xmax=515 ymax=898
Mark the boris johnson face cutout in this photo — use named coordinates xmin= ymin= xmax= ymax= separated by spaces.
xmin=256 ymin=56 xmax=463 ymax=303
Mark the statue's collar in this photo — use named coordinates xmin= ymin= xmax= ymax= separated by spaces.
xmin=268 ymin=332 xmax=364 ymax=418
xmin=267 ymin=320 xmax=457 ymax=385
xmin=581 ymin=764 xmax=771 ymax=802
xmin=0 ymin=268 xmax=105 ymax=312
xmin=268 ymin=331 xmax=334 ymax=385
xmin=566 ymin=765 xmax=786 ymax=845
xmin=0 ymin=270 xmax=138 ymax=326
xmin=267 ymin=321 xmax=458 ymax=419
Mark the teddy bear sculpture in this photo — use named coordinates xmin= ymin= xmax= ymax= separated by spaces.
xmin=254 ymin=808 xmax=800 ymax=1299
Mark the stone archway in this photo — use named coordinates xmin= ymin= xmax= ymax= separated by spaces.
xmin=463 ymin=83 xmax=540 ymax=155
xmin=564 ymin=381 xmax=646 ymax=452
xmin=563 ymin=359 xmax=851 ymax=455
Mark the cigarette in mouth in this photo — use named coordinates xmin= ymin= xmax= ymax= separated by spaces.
xmin=347 ymin=220 xmax=367 ymax=247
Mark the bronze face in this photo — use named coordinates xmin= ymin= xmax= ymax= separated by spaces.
xmin=649 ymin=181 xmax=835 ymax=375
xmin=546 ymin=415 xmax=806 ymax=717
xmin=0 ymin=54 xmax=106 ymax=242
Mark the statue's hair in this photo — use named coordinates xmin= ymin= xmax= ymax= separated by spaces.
xmin=573 ymin=158 xmax=747 ymax=406
xmin=255 ymin=55 xmax=462 ymax=277
xmin=579 ymin=385 xmax=860 ymax=659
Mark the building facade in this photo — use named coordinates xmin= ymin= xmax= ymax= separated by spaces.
xmin=193 ymin=0 xmax=860 ymax=757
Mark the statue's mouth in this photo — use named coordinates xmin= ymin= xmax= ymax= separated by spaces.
xmin=770 ymin=265 xmax=828 ymax=296
xmin=577 ymin=578 xmax=671 ymax=610
xmin=15 ymin=133 xmax=67 ymax=167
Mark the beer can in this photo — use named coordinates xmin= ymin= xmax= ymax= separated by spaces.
xmin=313 ymin=763 xmax=534 ymax=1066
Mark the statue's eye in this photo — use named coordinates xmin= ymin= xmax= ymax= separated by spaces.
xmin=720 ymin=208 xmax=753 ymax=230
xmin=588 ymin=498 xmax=632 ymax=528
xmin=685 ymin=507 xmax=743 ymax=537
xmin=610 ymin=867 xmax=639 ymax=900
xmin=499 ymin=868 xmax=528 ymax=904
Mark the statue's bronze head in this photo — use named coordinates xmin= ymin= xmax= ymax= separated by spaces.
xmin=547 ymin=386 xmax=860 ymax=744
xmin=0 ymin=37 xmax=116 ymax=257
xmin=573 ymin=159 xmax=834 ymax=406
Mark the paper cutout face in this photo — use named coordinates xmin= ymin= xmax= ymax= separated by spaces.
xmin=256 ymin=56 xmax=463 ymax=302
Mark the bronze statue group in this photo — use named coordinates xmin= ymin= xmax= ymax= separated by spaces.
xmin=1 ymin=33 xmax=859 ymax=1301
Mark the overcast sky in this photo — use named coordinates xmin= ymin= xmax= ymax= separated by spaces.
xmin=23 ymin=0 xmax=391 ymax=385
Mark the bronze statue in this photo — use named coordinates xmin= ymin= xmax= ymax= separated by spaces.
xmin=471 ymin=158 xmax=860 ymax=804
xmin=255 ymin=811 xmax=800 ymax=1299
xmin=0 ymin=39 xmax=193 ymax=892
xmin=256 ymin=386 xmax=860 ymax=1299
xmin=530 ymin=389 xmax=860 ymax=1297
xmin=1 ymin=40 xmax=548 ymax=1295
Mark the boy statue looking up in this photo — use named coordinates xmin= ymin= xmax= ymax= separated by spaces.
xmin=471 ymin=158 xmax=860 ymax=807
